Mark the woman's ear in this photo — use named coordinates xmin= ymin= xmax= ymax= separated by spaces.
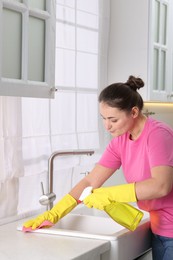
xmin=131 ymin=106 xmax=139 ymax=118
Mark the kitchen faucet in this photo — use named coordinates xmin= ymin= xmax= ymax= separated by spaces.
xmin=39 ymin=149 xmax=94 ymax=210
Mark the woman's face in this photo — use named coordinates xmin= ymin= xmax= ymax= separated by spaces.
xmin=99 ymin=102 xmax=135 ymax=137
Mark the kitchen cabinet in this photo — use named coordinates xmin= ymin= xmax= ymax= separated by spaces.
xmin=0 ymin=0 xmax=56 ymax=99
xmin=149 ymin=0 xmax=173 ymax=102
xmin=135 ymin=249 xmax=152 ymax=260
xmin=108 ymin=0 xmax=173 ymax=103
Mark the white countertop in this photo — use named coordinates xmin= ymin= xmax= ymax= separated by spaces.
xmin=0 ymin=220 xmax=110 ymax=260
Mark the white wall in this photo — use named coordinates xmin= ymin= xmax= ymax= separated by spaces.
xmin=144 ymin=102 xmax=173 ymax=128
xmin=108 ymin=0 xmax=150 ymax=100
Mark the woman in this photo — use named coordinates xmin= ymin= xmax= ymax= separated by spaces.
xmin=24 ymin=76 xmax=173 ymax=260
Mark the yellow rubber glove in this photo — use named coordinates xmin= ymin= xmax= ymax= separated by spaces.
xmin=83 ymin=183 xmax=137 ymax=210
xmin=23 ymin=194 xmax=77 ymax=230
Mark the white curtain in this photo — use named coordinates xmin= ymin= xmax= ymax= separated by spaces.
xmin=0 ymin=97 xmax=23 ymax=219
xmin=0 ymin=0 xmax=110 ymax=223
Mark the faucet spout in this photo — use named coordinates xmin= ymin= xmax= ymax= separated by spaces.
xmin=40 ymin=149 xmax=94 ymax=210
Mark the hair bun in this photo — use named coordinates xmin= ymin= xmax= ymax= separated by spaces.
xmin=126 ymin=75 xmax=144 ymax=91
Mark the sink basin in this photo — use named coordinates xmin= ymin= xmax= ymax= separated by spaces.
xmin=17 ymin=205 xmax=151 ymax=260
xmin=48 ymin=209 xmax=123 ymax=240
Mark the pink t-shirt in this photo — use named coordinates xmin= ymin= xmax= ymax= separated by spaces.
xmin=99 ymin=117 xmax=173 ymax=237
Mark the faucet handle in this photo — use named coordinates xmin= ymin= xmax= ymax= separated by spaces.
xmin=39 ymin=182 xmax=56 ymax=206
xmin=80 ymin=171 xmax=90 ymax=177
xmin=41 ymin=182 xmax=45 ymax=195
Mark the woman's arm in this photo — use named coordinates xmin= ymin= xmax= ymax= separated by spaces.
xmin=135 ymin=165 xmax=173 ymax=200
xmin=69 ymin=164 xmax=116 ymax=200
xmin=70 ymin=163 xmax=173 ymax=203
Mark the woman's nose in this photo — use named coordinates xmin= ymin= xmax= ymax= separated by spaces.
xmin=104 ymin=120 xmax=112 ymax=131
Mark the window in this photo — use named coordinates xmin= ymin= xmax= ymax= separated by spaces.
xmin=0 ymin=0 xmax=110 ymax=222
xmin=0 ymin=0 xmax=56 ymax=98
xmin=54 ymin=0 xmax=100 ymax=150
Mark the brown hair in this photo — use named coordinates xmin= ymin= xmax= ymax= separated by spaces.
xmin=98 ymin=75 xmax=144 ymax=112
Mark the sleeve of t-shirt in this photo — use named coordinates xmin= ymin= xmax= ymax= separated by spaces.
xmin=148 ymin=127 xmax=173 ymax=167
xmin=98 ymin=138 xmax=121 ymax=169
